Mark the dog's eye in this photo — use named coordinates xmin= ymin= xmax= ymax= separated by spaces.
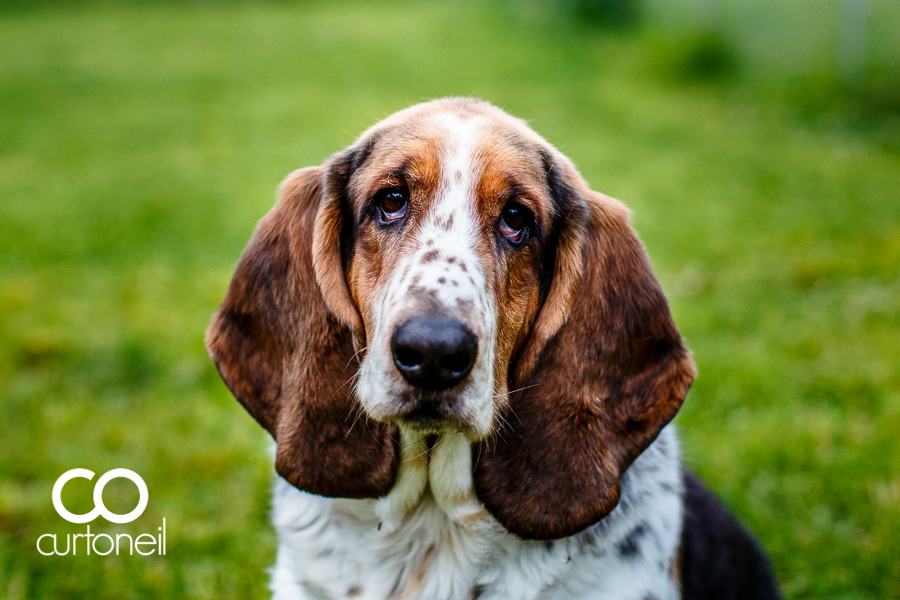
xmin=377 ymin=188 xmax=408 ymax=223
xmin=499 ymin=203 xmax=532 ymax=243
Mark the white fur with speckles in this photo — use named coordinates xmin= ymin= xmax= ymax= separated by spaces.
xmin=355 ymin=113 xmax=497 ymax=438
xmin=269 ymin=426 xmax=684 ymax=600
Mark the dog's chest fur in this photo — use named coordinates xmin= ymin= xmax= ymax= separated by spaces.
xmin=270 ymin=427 xmax=684 ymax=600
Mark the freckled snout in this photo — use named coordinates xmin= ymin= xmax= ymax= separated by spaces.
xmin=391 ymin=316 xmax=477 ymax=391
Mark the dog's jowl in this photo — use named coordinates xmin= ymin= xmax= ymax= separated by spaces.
xmin=207 ymin=98 xmax=782 ymax=600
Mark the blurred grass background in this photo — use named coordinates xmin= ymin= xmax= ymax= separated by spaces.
xmin=0 ymin=0 xmax=898 ymax=598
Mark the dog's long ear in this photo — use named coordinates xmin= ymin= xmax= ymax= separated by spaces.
xmin=205 ymin=163 xmax=399 ymax=498
xmin=474 ymin=156 xmax=696 ymax=540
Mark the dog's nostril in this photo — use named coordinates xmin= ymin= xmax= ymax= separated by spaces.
xmin=394 ymin=347 xmax=423 ymax=369
xmin=441 ymin=351 xmax=471 ymax=374
xmin=391 ymin=316 xmax=477 ymax=391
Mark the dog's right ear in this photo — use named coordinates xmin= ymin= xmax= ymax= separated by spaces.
xmin=205 ymin=164 xmax=399 ymax=499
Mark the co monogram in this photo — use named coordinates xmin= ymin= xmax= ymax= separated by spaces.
xmin=52 ymin=468 xmax=148 ymax=524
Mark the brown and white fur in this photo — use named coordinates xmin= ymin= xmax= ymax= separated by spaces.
xmin=206 ymin=98 xmax=782 ymax=600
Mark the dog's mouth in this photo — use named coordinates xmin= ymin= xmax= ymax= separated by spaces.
xmin=400 ymin=402 xmax=446 ymax=432
xmin=393 ymin=390 xmax=477 ymax=436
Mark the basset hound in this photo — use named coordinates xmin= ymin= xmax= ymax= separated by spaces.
xmin=206 ymin=98 xmax=782 ymax=600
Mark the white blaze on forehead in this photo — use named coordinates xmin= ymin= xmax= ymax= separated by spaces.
xmin=382 ymin=111 xmax=492 ymax=321
xmin=436 ymin=112 xmax=483 ymax=207
xmin=357 ymin=109 xmax=500 ymax=439
xmin=417 ymin=113 xmax=487 ymax=302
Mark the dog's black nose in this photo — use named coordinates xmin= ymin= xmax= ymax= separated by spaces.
xmin=391 ymin=316 xmax=477 ymax=390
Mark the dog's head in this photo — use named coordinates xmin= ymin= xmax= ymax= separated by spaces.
xmin=206 ymin=98 xmax=695 ymax=540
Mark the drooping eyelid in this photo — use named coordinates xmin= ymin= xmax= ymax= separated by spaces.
xmin=493 ymin=177 xmax=549 ymax=227
xmin=376 ymin=157 xmax=418 ymax=187
xmin=499 ymin=195 xmax=540 ymax=230
xmin=356 ymin=185 xmax=407 ymax=229
xmin=369 ymin=188 xmax=409 ymax=228
xmin=355 ymin=161 xmax=410 ymax=203
xmin=362 ymin=178 xmax=410 ymax=222
xmin=371 ymin=172 xmax=409 ymax=198
xmin=369 ymin=161 xmax=421 ymax=199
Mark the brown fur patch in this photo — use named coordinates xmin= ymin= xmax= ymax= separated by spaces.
xmin=395 ymin=544 xmax=435 ymax=598
xmin=670 ymin=544 xmax=683 ymax=594
xmin=421 ymin=249 xmax=441 ymax=263
xmin=461 ymin=508 xmax=490 ymax=525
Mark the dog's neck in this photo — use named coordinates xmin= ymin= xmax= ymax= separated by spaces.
xmin=270 ymin=427 xmax=685 ymax=600
xmin=374 ymin=428 xmax=488 ymax=533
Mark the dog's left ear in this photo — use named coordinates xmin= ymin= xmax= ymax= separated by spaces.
xmin=474 ymin=154 xmax=696 ymax=540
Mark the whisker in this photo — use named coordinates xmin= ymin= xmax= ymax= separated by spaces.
xmin=343 ymin=405 xmax=365 ymax=440
xmin=507 ymin=405 xmax=523 ymax=426
xmin=401 ymin=436 xmax=429 ymax=450
xmin=403 ymin=446 xmax=432 ymax=463
xmin=341 ymin=374 xmax=370 ymax=439
xmin=345 ymin=345 xmax=370 ymax=369
xmin=386 ymin=428 xmax=401 ymax=446
xmin=333 ymin=371 xmax=361 ymax=399
xmin=342 ymin=389 xmax=368 ymax=438
xmin=492 ymin=383 xmax=540 ymax=399
xmin=497 ymin=413 xmax=514 ymax=434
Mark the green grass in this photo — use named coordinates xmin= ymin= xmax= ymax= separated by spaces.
xmin=642 ymin=0 xmax=900 ymax=77
xmin=1 ymin=2 xmax=898 ymax=598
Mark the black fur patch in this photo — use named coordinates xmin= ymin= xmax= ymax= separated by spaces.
xmin=659 ymin=482 xmax=677 ymax=494
xmin=617 ymin=522 xmax=649 ymax=559
xmin=324 ymin=148 xmax=360 ymax=274
xmin=680 ymin=471 xmax=782 ymax=600
xmin=535 ymin=147 xmax=584 ymax=304
xmin=353 ymin=130 xmax=382 ymax=171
